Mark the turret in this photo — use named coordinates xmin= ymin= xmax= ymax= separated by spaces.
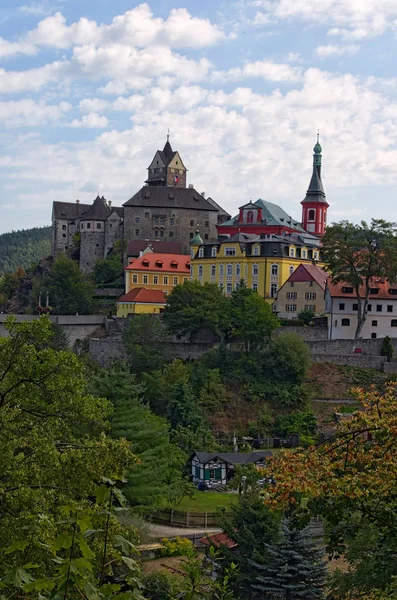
xmin=301 ymin=135 xmax=329 ymax=236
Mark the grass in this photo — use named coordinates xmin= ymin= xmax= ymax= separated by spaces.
xmin=176 ymin=491 xmax=237 ymax=512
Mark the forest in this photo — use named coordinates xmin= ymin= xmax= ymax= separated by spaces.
xmin=0 ymin=226 xmax=51 ymax=275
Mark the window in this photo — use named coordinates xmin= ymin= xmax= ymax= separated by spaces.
xmin=339 ymin=303 xmax=345 ymax=310
xmin=254 ymin=246 xmax=259 ymax=256
xmin=253 ymin=264 xmax=259 ymax=276
xmin=169 ymin=218 xmax=174 ymax=225
xmin=145 ymin=212 xmax=149 ymax=218
xmin=236 ymin=263 xmax=240 ymax=277
xmin=135 ymin=229 xmax=140 ymax=236
xmin=370 ymin=288 xmax=379 ymax=294
xmin=368 ymin=304 xmax=372 ymax=311
xmin=204 ymin=234 xmax=209 ymax=240
xmin=219 ymin=282 xmax=224 ymax=290
xmin=62 ymin=234 xmax=66 ymax=238
xmin=160 ymin=230 xmax=164 ymax=237
xmin=371 ymin=333 xmax=377 ymax=338
xmin=190 ymin=265 xmax=193 ymax=278
xmin=199 ymin=248 xmax=204 ymax=258
xmin=225 ymin=247 xmax=236 ymax=256
xmin=226 ymin=282 xmax=232 ymax=295
xmin=211 ymin=264 xmax=216 ymax=277
xmin=286 ymin=304 xmax=297 ymax=312
xmin=389 ymin=289 xmax=397 ymax=295
xmin=184 ymin=277 xmax=188 ymax=282
xmin=135 ymin=217 xmax=140 ymax=223
xmin=391 ymin=320 xmax=397 ymax=327
xmin=270 ymin=283 xmax=278 ymax=298
xmin=62 ymin=224 xmax=66 ymax=230
xmin=143 ymin=275 xmax=148 ymax=284
xmin=154 ymin=229 xmax=159 ymax=237
xmin=372 ymin=320 xmax=378 ymax=326
xmin=376 ymin=305 xmax=383 ymax=312
xmin=341 ymin=318 xmax=350 ymax=326
xmin=287 ymin=292 xmax=297 ymax=299
xmin=289 ymin=265 xmax=294 ymax=275
xmin=173 ymin=277 xmax=178 ymax=285
xmin=247 ymin=210 xmax=254 ymax=223
xmin=271 ymin=264 xmax=279 ymax=276
xmin=227 ymin=264 xmax=233 ymax=276
xmin=305 ymin=292 xmax=316 ymax=300
xmin=87 ymin=223 xmax=91 ymax=229
xmin=342 ymin=286 xmax=354 ymax=293
xmin=353 ymin=303 xmax=358 ymax=311
xmin=302 ymin=250 xmax=307 ymax=259
xmin=164 ymin=276 xmax=169 ymax=284
xmin=290 ymin=248 xmax=295 ymax=258
xmin=309 ymin=281 xmax=313 ymax=287
xmin=190 ymin=232 xmax=194 ymax=239
xmin=205 ymin=220 xmax=209 ymax=228
xmin=252 ymin=282 xmax=258 ymax=291
xmin=305 ymin=304 xmax=316 ymax=311
xmin=153 ymin=275 xmax=158 ymax=284
xmin=388 ymin=305 xmax=393 ymax=313
xmin=314 ymin=252 xmax=318 ymax=260
xmin=153 ymin=217 xmax=159 ymax=225
xmin=219 ymin=264 xmax=224 ymax=276
xmin=190 ymin=219 xmax=194 ymax=227
xmin=132 ymin=275 xmax=138 ymax=284
xmin=169 ymin=231 xmax=174 ymax=237
xmin=211 ymin=247 xmax=217 ymax=257
xmin=197 ymin=267 xmax=202 ymax=279
xmin=308 ymin=209 xmax=315 ymax=221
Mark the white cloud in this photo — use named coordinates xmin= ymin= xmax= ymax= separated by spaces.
xmin=212 ymin=60 xmax=303 ymax=83
xmin=0 ymin=62 xmax=64 ymax=93
xmin=69 ymin=113 xmax=109 ymax=128
xmin=0 ymin=99 xmax=71 ymax=126
xmin=0 ymin=37 xmax=36 ymax=59
xmin=315 ymin=44 xmax=360 ymax=57
xmin=252 ymin=0 xmax=397 ymax=39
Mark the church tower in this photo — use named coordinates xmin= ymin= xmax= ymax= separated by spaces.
xmin=301 ymin=135 xmax=329 ymax=236
xmin=145 ymin=136 xmax=187 ymax=188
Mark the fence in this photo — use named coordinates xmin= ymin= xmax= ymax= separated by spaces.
xmin=152 ymin=508 xmax=232 ymax=528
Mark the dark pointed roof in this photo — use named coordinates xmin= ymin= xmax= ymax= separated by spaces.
xmin=123 ymin=186 xmax=218 ymax=211
xmin=80 ymin=195 xmax=111 ymax=221
xmin=302 ymin=137 xmax=328 ymax=204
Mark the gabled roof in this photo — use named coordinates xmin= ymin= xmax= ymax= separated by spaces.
xmin=80 ymin=196 xmax=111 ymax=221
xmin=206 ymin=196 xmax=231 ymax=218
xmin=123 ymin=186 xmax=218 ymax=211
xmin=127 ymin=241 xmax=183 ymax=256
xmin=327 ymin=278 xmax=397 ymax=299
xmin=219 ymin=199 xmax=305 ymax=233
xmin=52 ymin=201 xmax=91 ymax=220
xmin=285 ymin=263 xmax=328 ymax=290
xmin=302 ymin=165 xmax=327 ymax=204
xmin=126 ymin=252 xmax=190 ymax=273
xmin=193 ymin=451 xmax=272 ymax=465
xmin=117 ymin=288 xmax=166 ymax=304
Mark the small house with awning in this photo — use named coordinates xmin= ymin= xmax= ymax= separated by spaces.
xmin=191 ymin=451 xmax=272 ymax=486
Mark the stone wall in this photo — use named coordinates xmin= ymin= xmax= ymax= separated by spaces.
xmin=306 ymin=337 xmax=397 ymax=356
xmin=80 ymin=230 xmax=106 ymax=273
xmin=275 ymin=326 xmax=328 ymax=341
xmin=310 ymin=353 xmax=387 ymax=369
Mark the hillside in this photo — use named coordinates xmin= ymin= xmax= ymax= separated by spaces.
xmin=0 ymin=226 xmax=51 ymax=274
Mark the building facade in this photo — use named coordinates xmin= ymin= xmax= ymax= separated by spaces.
xmin=125 ymin=250 xmax=190 ymax=297
xmin=116 ymin=288 xmax=166 ymax=317
xmin=325 ymin=280 xmax=397 ymax=339
xmin=274 ymin=263 xmax=327 ymax=319
xmin=191 ymin=451 xmax=272 ymax=486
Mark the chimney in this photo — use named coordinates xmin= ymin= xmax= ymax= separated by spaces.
xmin=201 ymin=191 xmax=205 ymax=198
xmin=76 ymin=199 xmax=80 ymax=204
xmin=108 ymin=200 xmax=112 ymax=208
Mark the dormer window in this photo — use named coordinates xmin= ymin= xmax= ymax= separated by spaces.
xmin=342 ymin=286 xmax=353 ymax=293
xmin=247 ymin=211 xmax=254 ymax=223
xmin=155 ymin=260 xmax=163 ymax=268
xmin=199 ymin=248 xmax=204 ymax=258
xmin=211 ymin=247 xmax=217 ymax=257
xmin=142 ymin=259 xmax=150 ymax=267
xmin=171 ymin=260 xmax=179 ymax=268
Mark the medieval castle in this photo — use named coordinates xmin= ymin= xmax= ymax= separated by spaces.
xmin=51 ymin=137 xmax=230 ymax=273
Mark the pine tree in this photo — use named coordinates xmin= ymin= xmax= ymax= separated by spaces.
xmin=251 ymin=518 xmax=326 ymax=600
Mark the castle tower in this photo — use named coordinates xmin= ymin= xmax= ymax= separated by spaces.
xmin=301 ymin=135 xmax=329 ymax=236
xmin=145 ymin=135 xmax=187 ymax=188
xmin=79 ymin=195 xmax=111 ymax=272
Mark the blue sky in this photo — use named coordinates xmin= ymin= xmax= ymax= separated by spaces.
xmin=0 ymin=0 xmax=397 ymax=233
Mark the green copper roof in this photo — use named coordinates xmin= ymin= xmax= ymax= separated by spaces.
xmin=219 ymin=199 xmax=306 ymax=233
xmin=191 ymin=228 xmax=203 ymax=245
xmin=313 ymin=133 xmax=322 ymax=154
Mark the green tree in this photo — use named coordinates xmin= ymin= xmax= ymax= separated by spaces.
xmin=266 ymin=333 xmax=310 ymax=385
xmin=164 ymin=280 xmax=230 ymax=339
xmin=251 ymin=517 xmax=326 ymax=600
xmin=322 ymin=219 xmax=397 ymax=338
xmin=94 ymin=253 xmax=124 ymax=284
xmin=123 ymin=314 xmax=169 ymax=375
xmin=298 ymin=309 xmax=315 ymax=325
xmin=381 ymin=335 xmax=394 ymax=363
xmin=229 ymin=287 xmax=279 ymax=352
xmin=0 ymin=316 xmax=135 ymax=582
xmin=34 ymin=254 xmax=94 ymax=314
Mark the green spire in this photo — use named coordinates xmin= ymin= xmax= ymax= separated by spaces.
xmin=313 ymin=132 xmax=322 ymax=167
xmin=190 ymin=224 xmax=203 ymax=245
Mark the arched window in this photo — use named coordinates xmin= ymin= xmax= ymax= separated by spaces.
xmin=211 ymin=246 xmax=217 ymax=257
xmin=271 ymin=264 xmax=279 ymax=276
xmin=253 ymin=264 xmax=259 ymax=276
xmin=289 ymin=265 xmax=294 ymax=275
xmin=199 ymin=248 xmax=204 ymax=258
xmin=247 ymin=211 xmax=254 ymax=223
xmin=236 ymin=263 xmax=240 ymax=277
xmin=219 ymin=264 xmax=224 ymax=276
xmin=211 ymin=264 xmax=216 ymax=277
xmin=227 ymin=264 xmax=233 ymax=276
xmin=154 ymin=229 xmax=159 ymax=237
xmin=198 ymin=265 xmax=203 ymax=278
xmin=308 ymin=209 xmax=315 ymax=221
xmin=254 ymin=246 xmax=259 ymax=256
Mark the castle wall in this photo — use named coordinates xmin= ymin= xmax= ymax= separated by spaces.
xmin=80 ymin=231 xmax=106 ymax=273
xmin=105 ymin=213 xmax=123 ymax=256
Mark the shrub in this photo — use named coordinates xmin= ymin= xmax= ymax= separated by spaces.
xmin=158 ymin=537 xmax=194 ymax=557
xmin=298 ymin=309 xmax=315 ymax=325
xmin=143 ymin=571 xmax=183 ymax=600
xmin=381 ymin=335 xmax=394 ymax=363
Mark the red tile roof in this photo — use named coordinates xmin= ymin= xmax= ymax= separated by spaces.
xmin=117 ymin=288 xmax=166 ymax=304
xmin=287 ymin=263 xmax=328 ymax=289
xmin=127 ymin=241 xmax=183 ymax=256
xmin=126 ymin=252 xmax=190 ymax=273
xmin=200 ymin=532 xmax=237 ymax=549
xmin=327 ymin=278 xmax=397 ymax=299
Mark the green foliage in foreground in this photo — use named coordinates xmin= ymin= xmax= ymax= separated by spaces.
xmin=0 ymin=226 xmax=51 ymax=275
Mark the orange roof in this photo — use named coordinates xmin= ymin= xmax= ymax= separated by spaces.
xmin=117 ymin=288 xmax=166 ymax=304
xmin=200 ymin=532 xmax=237 ymax=549
xmin=286 ymin=263 xmax=328 ymax=290
xmin=327 ymin=277 xmax=397 ymax=299
xmin=126 ymin=252 xmax=190 ymax=273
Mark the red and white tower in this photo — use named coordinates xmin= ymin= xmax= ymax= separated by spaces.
xmin=301 ymin=135 xmax=329 ymax=236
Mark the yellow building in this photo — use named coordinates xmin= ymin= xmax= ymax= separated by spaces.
xmin=190 ymin=230 xmax=324 ymax=303
xmin=116 ymin=288 xmax=166 ymax=317
xmin=125 ymin=251 xmax=190 ymax=296
xmin=273 ymin=263 xmax=327 ymax=318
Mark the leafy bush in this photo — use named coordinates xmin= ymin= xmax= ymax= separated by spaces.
xmin=244 ymin=380 xmax=308 ymax=408
xmin=158 ymin=537 xmax=194 ymax=557
xmin=143 ymin=571 xmax=183 ymax=600
xmin=381 ymin=335 xmax=394 ymax=363
xmin=298 ymin=309 xmax=315 ymax=325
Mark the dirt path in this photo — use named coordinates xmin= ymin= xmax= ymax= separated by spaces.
xmin=149 ymin=523 xmax=221 ymax=539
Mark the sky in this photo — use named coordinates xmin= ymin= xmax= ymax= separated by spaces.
xmin=1 ymin=0 xmax=397 ymax=233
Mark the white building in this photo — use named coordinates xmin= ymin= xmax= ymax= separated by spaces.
xmin=325 ymin=279 xmax=397 ymax=339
